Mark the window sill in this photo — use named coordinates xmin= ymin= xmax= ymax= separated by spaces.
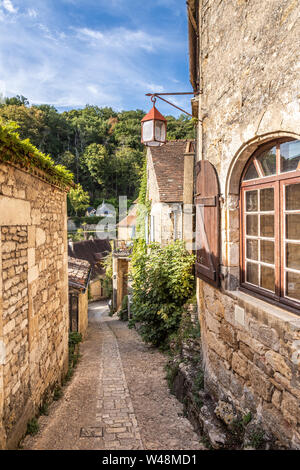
xmin=225 ymin=288 xmax=300 ymax=329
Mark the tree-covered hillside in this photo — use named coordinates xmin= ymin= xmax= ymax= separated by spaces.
xmin=0 ymin=96 xmax=195 ymax=214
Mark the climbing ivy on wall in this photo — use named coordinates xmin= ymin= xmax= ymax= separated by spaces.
xmin=0 ymin=120 xmax=73 ymax=188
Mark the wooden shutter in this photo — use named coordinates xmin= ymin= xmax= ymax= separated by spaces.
xmin=194 ymin=160 xmax=220 ymax=286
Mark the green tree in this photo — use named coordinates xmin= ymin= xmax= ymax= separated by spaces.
xmin=0 ymin=104 xmax=45 ymax=147
xmin=68 ymin=184 xmax=90 ymax=216
xmin=166 ymin=114 xmax=195 ymax=140
xmin=3 ymin=95 xmax=30 ymax=107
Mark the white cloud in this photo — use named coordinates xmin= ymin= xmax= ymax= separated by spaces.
xmin=2 ymin=0 xmax=17 ymax=14
xmin=27 ymin=8 xmax=38 ymax=18
xmin=0 ymin=4 xmax=189 ymax=114
xmin=76 ymin=27 xmax=164 ymax=53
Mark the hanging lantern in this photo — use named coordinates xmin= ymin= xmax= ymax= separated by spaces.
xmin=141 ymin=97 xmax=167 ymax=147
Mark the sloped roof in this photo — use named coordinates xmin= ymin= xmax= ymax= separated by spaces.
xmin=68 ymin=239 xmax=111 ymax=279
xmin=149 ymin=140 xmax=195 ymax=203
xmin=68 ymin=257 xmax=91 ymax=291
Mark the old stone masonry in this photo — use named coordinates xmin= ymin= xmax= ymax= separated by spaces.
xmin=22 ymin=302 xmax=203 ymax=450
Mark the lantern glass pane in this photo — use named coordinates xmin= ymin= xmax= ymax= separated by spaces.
xmin=155 ymin=120 xmax=166 ymax=142
xmin=142 ymin=120 xmax=153 ymax=142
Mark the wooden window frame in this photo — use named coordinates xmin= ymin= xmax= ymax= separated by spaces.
xmin=240 ymin=139 xmax=300 ymax=311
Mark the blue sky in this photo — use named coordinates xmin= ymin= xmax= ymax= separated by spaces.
xmin=0 ymin=0 xmax=193 ymax=116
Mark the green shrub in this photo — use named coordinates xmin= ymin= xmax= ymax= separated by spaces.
xmin=129 ymin=240 xmax=195 ymax=349
xmin=53 ymin=386 xmax=63 ymax=401
xmin=243 ymin=412 xmax=252 ymax=426
xmin=118 ymin=295 xmax=128 ymax=321
xmin=247 ymin=429 xmax=265 ymax=449
xmin=165 ymin=361 xmax=180 ymax=394
xmin=26 ymin=418 xmax=39 ymax=436
xmin=39 ymin=402 xmax=49 ymax=416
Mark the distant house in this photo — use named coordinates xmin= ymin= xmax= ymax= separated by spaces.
xmin=68 ymin=239 xmax=111 ymax=301
xmin=147 ymin=140 xmax=195 ymax=248
xmin=96 ymin=201 xmax=115 ymax=217
xmin=68 ymin=257 xmax=92 ymax=338
xmin=85 ymin=206 xmax=97 ymax=217
xmin=117 ymin=203 xmax=137 ymax=241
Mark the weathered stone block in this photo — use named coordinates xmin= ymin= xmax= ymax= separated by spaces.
xmin=237 ymin=330 xmax=267 ymax=355
xmin=265 ymin=350 xmax=292 ymax=380
xmin=0 ymin=198 xmax=30 ymax=226
xmin=249 ymin=321 xmax=280 ymax=351
xmin=220 ymin=322 xmax=237 ymax=348
xmin=248 ymin=365 xmax=273 ymax=401
xmin=205 ymin=329 xmax=232 ymax=362
xmin=271 ymin=388 xmax=282 ymax=410
xmin=281 ymin=391 xmax=299 ymax=426
xmin=232 ymin=352 xmax=248 ymax=379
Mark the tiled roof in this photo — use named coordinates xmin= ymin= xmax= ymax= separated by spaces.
xmin=68 ymin=239 xmax=111 ymax=279
xmin=68 ymin=257 xmax=91 ymax=291
xmin=149 ymin=140 xmax=195 ymax=203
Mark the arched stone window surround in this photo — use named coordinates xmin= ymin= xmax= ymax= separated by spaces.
xmin=223 ymin=131 xmax=300 ymax=292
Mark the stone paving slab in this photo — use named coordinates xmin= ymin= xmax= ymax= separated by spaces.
xmin=95 ymin=319 xmax=143 ymax=450
xmin=22 ymin=301 xmax=203 ymax=450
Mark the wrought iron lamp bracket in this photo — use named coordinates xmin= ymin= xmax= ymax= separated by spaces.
xmin=145 ymin=92 xmax=200 ymax=119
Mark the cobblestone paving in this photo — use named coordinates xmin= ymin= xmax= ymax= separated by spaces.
xmin=96 ymin=320 xmax=143 ymax=450
xmin=22 ymin=302 xmax=203 ymax=450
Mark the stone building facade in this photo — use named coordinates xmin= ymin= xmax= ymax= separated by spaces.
xmin=0 ymin=151 xmax=70 ymax=448
xmin=68 ymin=257 xmax=91 ymax=339
xmin=147 ymin=140 xmax=195 ymax=248
xmin=188 ymin=0 xmax=300 ymax=448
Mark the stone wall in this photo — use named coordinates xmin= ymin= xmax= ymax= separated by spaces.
xmin=0 ymin=162 xmax=69 ymax=449
xmin=195 ymin=0 xmax=300 ymax=448
xmin=78 ymin=291 xmax=88 ymax=339
xmin=199 ymin=282 xmax=300 ymax=448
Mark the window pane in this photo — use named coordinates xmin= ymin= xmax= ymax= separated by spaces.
xmin=286 ymin=243 xmax=300 ymax=270
xmin=261 ymin=266 xmax=275 ymax=292
xmin=280 ymin=141 xmax=300 ymax=173
xmin=260 ymin=187 xmax=274 ymax=211
xmin=261 ymin=240 xmax=274 ymax=264
xmin=246 ymin=190 xmax=258 ymax=212
xmin=155 ymin=121 xmax=166 ymax=141
xmin=247 ymin=239 xmax=258 ymax=260
xmin=286 ymin=272 xmax=300 ymax=301
xmin=257 ymin=147 xmax=277 ymax=176
xmin=246 ymin=214 xmax=258 ymax=236
xmin=286 ymin=183 xmax=300 ymax=211
xmin=286 ymin=214 xmax=300 ymax=240
xmin=260 ymin=214 xmax=274 ymax=237
xmin=142 ymin=120 xmax=153 ymax=141
xmin=243 ymin=162 xmax=259 ymax=181
xmin=246 ymin=262 xmax=259 ymax=286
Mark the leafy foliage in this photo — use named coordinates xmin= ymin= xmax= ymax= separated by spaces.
xmin=0 ymin=96 xmax=195 ymax=210
xmin=26 ymin=418 xmax=39 ymax=436
xmin=0 ymin=119 xmax=73 ymax=187
xmin=102 ymin=250 xmax=113 ymax=300
xmin=136 ymin=158 xmax=150 ymax=239
xmin=129 ymin=241 xmax=195 ymax=348
xmin=68 ymin=183 xmax=90 ymax=216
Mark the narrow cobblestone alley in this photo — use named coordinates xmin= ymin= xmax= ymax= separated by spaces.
xmin=22 ymin=302 xmax=204 ymax=451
